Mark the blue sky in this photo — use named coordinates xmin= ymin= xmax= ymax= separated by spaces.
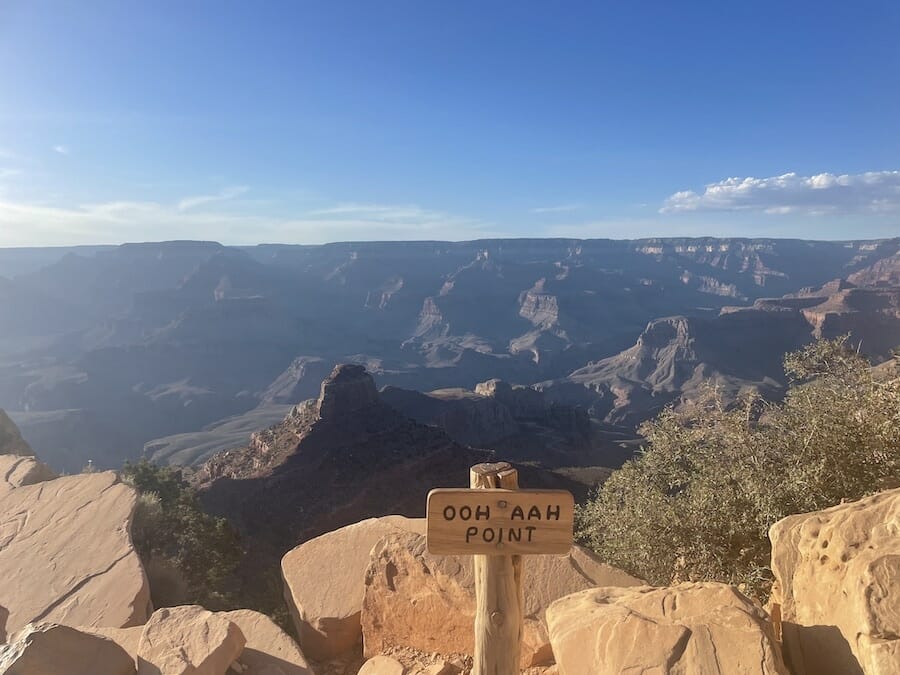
xmin=0 ymin=0 xmax=898 ymax=245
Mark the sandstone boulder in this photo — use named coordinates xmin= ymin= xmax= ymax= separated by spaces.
xmin=137 ymin=605 xmax=245 ymax=675
xmin=0 ymin=472 xmax=151 ymax=641
xmin=220 ymin=610 xmax=311 ymax=675
xmin=0 ymin=454 xmax=56 ymax=496
xmin=81 ymin=625 xmax=144 ymax=664
xmin=546 ymin=583 xmax=788 ymax=675
xmin=769 ymin=488 xmax=900 ymax=675
xmin=282 ymin=515 xmax=425 ymax=660
xmin=0 ymin=410 xmax=32 ymax=457
xmin=0 ymin=623 xmax=136 ymax=675
xmin=361 ymin=531 xmax=643 ymax=667
xmin=358 ymin=655 xmax=405 ymax=675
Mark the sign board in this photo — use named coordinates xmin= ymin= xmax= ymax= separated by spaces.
xmin=426 ymin=488 xmax=574 ymax=555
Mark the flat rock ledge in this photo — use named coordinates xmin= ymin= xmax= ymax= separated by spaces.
xmin=0 ymin=470 xmax=151 ymax=641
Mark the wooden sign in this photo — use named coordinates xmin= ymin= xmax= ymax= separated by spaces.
xmin=426 ymin=488 xmax=574 ymax=555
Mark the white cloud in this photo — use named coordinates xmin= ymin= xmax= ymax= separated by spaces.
xmin=531 ymin=203 xmax=582 ymax=214
xmin=177 ymin=185 xmax=249 ymax=211
xmin=303 ymin=203 xmax=485 ymax=233
xmin=0 ymin=194 xmax=498 ymax=246
xmin=307 ymin=203 xmax=454 ymax=221
xmin=0 ymin=168 xmax=20 ymax=180
xmin=52 ymin=145 xmax=69 ymax=155
xmin=660 ymin=170 xmax=900 ymax=215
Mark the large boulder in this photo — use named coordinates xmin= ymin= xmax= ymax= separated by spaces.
xmin=0 ymin=454 xmax=56 ymax=496
xmin=0 ymin=623 xmax=136 ymax=675
xmin=0 ymin=472 xmax=151 ymax=641
xmin=361 ymin=531 xmax=644 ymax=667
xmin=220 ymin=609 xmax=311 ymax=675
xmin=282 ymin=516 xmax=425 ymax=661
xmin=546 ymin=583 xmax=788 ymax=675
xmin=769 ymin=488 xmax=900 ymax=675
xmin=0 ymin=410 xmax=32 ymax=457
xmin=80 ymin=625 xmax=144 ymax=664
xmin=136 ymin=605 xmax=245 ymax=675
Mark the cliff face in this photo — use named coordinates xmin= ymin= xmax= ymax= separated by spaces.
xmin=3 ymin=237 xmax=897 ymax=471
xmin=198 ymin=364 xmax=584 ymax=568
xmin=197 ymin=365 xmax=489 ymax=552
xmin=379 ymin=378 xmax=592 ymax=468
xmin=538 ymin=280 xmax=900 ymax=426
xmin=0 ymin=409 xmax=33 ymax=456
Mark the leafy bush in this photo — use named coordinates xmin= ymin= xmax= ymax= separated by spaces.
xmin=122 ymin=459 xmax=242 ymax=609
xmin=577 ymin=336 xmax=900 ymax=600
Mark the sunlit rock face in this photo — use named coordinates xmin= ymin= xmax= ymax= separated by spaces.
xmin=547 ymin=583 xmax=788 ymax=675
xmin=0 ymin=471 xmax=151 ymax=642
xmin=769 ymin=488 xmax=900 ymax=675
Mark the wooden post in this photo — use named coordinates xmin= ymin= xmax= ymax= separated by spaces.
xmin=470 ymin=462 xmax=523 ymax=675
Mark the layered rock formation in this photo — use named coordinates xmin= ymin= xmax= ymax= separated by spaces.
xmin=546 ymin=583 xmax=788 ymax=675
xmin=0 ymin=468 xmax=151 ymax=641
xmin=379 ymin=386 xmax=518 ymax=446
xmin=198 ymin=365 xmax=492 ymax=555
xmin=380 ymin=378 xmax=591 ymax=467
xmin=539 ymin=280 xmax=900 ymax=426
xmin=769 ymin=488 xmax=900 ymax=675
xmin=4 ymin=237 xmax=897 ymax=471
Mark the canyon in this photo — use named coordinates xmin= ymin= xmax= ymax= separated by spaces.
xmin=0 ymin=237 xmax=896 ymax=473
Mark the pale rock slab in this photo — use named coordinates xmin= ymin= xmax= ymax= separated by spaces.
xmin=220 ymin=609 xmax=311 ymax=675
xmin=358 ymin=655 xmax=405 ymax=675
xmin=137 ymin=605 xmax=245 ymax=675
xmin=0 ymin=622 xmax=136 ymax=675
xmin=81 ymin=625 xmax=145 ymax=664
xmin=546 ymin=583 xmax=788 ymax=675
xmin=0 ymin=471 xmax=151 ymax=641
xmin=0 ymin=454 xmax=56 ymax=496
xmin=361 ymin=531 xmax=643 ymax=667
xmin=281 ymin=515 xmax=425 ymax=660
xmin=769 ymin=488 xmax=900 ymax=675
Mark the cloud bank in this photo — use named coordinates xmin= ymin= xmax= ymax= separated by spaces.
xmin=0 ymin=191 xmax=496 ymax=247
xmin=661 ymin=171 xmax=900 ymax=215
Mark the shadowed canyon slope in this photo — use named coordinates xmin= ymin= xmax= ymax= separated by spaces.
xmin=196 ymin=365 xmax=581 ymax=554
xmin=0 ymin=237 xmax=897 ymax=471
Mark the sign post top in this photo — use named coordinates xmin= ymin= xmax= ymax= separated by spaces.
xmin=426 ymin=488 xmax=574 ymax=556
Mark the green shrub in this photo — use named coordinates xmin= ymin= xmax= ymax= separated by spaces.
xmin=577 ymin=336 xmax=900 ymax=600
xmin=122 ymin=459 xmax=243 ymax=609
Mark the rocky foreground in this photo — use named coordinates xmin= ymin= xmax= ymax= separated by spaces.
xmin=0 ymin=425 xmax=897 ymax=674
